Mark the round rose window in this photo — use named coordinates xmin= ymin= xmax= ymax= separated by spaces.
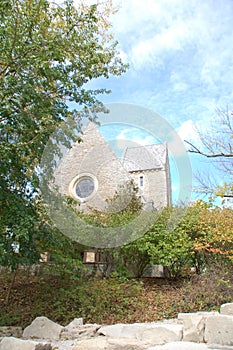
xmin=75 ymin=177 xmax=95 ymax=199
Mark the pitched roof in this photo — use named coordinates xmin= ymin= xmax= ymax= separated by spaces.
xmin=122 ymin=144 xmax=167 ymax=172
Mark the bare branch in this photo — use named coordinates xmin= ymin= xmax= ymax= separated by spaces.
xmin=185 ymin=108 xmax=233 ymax=199
xmin=184 ymin=140 xmax=233 ymax=158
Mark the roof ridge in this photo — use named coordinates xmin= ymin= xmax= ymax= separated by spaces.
xmin=123 ymin=143 xmax=165 ymax=150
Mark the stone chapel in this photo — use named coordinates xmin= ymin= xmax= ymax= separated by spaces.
xmin=55 ymin=122 xmax=172 ymax=211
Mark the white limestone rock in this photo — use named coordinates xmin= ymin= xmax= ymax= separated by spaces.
xmin=107 ymin=338 xmax=147 ymax=350
xmin=49 ymin=339 xmax=76 ymax=350
xmin=220 ymin=303 xmax=233 ymax=316
xmin=178 ymin=311 xmax=219 ymax=343
xmin=23 ymin=316 xmax=64 ymax=341
xmin=148 ymin=341 xmax=209 ymax=350
xmin=98 ymin=323 xmax=183 ymax=345
xmin=72 ymin=337 xmax=109 ymax=350
xmin=178 ymin=313 xmax=205 ymax=342
xmin=0 ymin=337 xmax=51 ymax=350
xmin=98 ymin=323 xmax=144 ymax=339
xmin=178 ymin=311 xmax=219 ymax=320
xmin=73 ymin=337 xmax=147 ymax=350
xmin=137 ymin=324 xmax=183 ymax=345
xmin=208 ymin=346 xmax=233 ymax=350
xmin=65 ymin=318 xmax=83 ymax=328
xmin=204 ymin=314 xmax=233 ymax=345
xmin=60 ymin=323 xmax=101 ymax=340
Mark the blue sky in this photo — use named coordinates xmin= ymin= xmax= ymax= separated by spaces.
xmin=88 ymin=0 xmax=233 ymax=119
xmin=77 ymin=0 xmax=233 ymax=204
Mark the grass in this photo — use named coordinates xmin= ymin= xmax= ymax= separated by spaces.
xmin=0 ymin=267 xmax=233 ymax=328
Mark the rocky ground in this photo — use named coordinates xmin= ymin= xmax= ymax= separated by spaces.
xmin=1 ymin=303 xmax=233 ymax=350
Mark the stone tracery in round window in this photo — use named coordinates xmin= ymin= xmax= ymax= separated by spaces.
xmin=75 ymin=177 xmax=95 ymax=199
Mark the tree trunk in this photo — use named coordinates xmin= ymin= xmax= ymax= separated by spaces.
xmin=5 ymin=266 xmax=18 ymax=305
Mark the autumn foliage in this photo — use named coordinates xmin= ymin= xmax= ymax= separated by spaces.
xmin=193 ymin=205 xmax=233 ymax=260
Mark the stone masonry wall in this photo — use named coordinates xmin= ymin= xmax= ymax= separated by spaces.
xmin=129 ymin=169 xmax=170 ymax=209
xmin=54 ymin=122 xmax=171 ymax=212
xmin=54 ymin=122 xmax=130 ymax=211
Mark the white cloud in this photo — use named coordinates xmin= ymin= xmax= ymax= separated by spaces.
xmin=111 ymin=0 xmax=233 ymax=92
xmin=115 ymin=128 xmax=157 ymax=150
xmin=170 ymin=72 xmax=189 ymax=92
xmin=79 ymin=0 xmax=233 ymax=135
xmin=177 ymin=120 xmax=200 ymax=143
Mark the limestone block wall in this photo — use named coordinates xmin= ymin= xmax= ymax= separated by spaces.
xmin=54 ymin=123 xmax=130 ymax=211
xmin=129 ymin=168 xmax=170 ymax=209
xmin=165 ymin=153 xmax=172 ymax=206
xmin=54 ymin=122 xmax=172 ymax=212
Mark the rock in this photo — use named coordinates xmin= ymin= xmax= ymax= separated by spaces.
xmin=208 ymin=346 xmax=233 ymax=350
xmin=178 ymin=311 xmax=219 ymax=319
xmin=147 ymin=341 xmax=209 ymax=349
xmin=0 ymin=337 xmax=51 ymax=350
xmin=73 ymin=337 xmax=147 ymax=350
xmin=65 ymin=318 xmax=83 ymax=328
xmin=178 ymin=311 xmax=219 ymax=342
xmin=220 ymin=303 xmax=233 ymax=316
xmin=49 ymin=339 xmax=76 ymax=350
xmin=2 ymin=304 xmax=233 ymax=349
xmin=107 ymin=338 xmax=147 ymax=349
xmin=60 ymin=323 xmax=101 ymax=340
xmin=98 ymin=323 xmax=182 ymax=345
xmin=23 ymin=316 xmax=64 ymax=341
xmin=72 ymin=337 xmax=108 ymax=350
xmin=0 ymin=326 xmax=23 ymax=338
xmin=98 ymin=323 xmax=144 ymax=339
xmin=204 ymin=314 xmax=233 ymax=345
xmin=178 ymin=313 xmax=205 ymax=342
xmin=137 ymin=324 xmax=183 ymax=345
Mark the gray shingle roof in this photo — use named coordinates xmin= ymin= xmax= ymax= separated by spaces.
xmin=122 ymin=144 xmax=167 ymax=172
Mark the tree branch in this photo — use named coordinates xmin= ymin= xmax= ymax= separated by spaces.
xmin=184 ymin=140 xmax=233 ymax=158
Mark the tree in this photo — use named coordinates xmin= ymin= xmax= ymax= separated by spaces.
xmin=0 ymin=0 xmax=127 ymax=269
xmin=193 ymin=206 xmax=233 ymax=262
xmin=137 ymin=206 xmax=194 ymax=278
xmin=127 ymin=201 xmax=233 ymax=278
xmin=185 ymin=107 xmax=233 ymax=199
xmin=79 ymin=180 xmax=145 ymax=277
